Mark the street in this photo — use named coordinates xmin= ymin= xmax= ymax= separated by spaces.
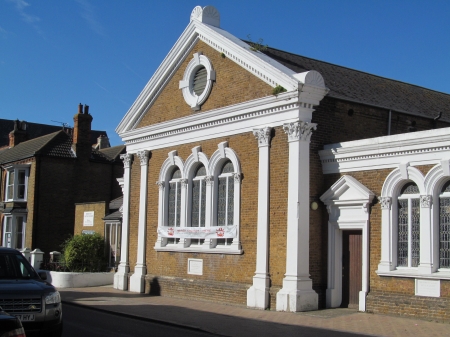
xmin=63 ymin=303 xmax=216 ymax=337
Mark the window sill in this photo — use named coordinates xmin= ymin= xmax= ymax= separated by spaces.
xmin=154 ymin=245 xmax=243 ymax=255
xmin=376 ymin=269 xmax=450 ymax=280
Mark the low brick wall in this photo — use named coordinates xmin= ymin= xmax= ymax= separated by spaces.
xmin=144 ymin=274 xmax=250 ymax=306
xmin=366 ymin=291 xmax=450 ymax=322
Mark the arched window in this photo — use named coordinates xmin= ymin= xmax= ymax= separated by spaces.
xmin=167 ymin=168 xmax=182 ymax=228
xmin=191 ymin=165 xmax=207 ymax=227
xmin=439 ymin=181 xmax=450 ymax=269
xmin=216 ymin=160 xmax=234 ymax=245
xmin=397 ymin=182 xmax=420 ymax=267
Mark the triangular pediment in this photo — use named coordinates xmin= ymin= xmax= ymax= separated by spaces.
xmin=116 ymin=6 xmax=325 ymax=136
xmin=320 ymin=175 xmax=375 ymax=205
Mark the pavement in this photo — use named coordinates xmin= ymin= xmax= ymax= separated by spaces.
xmin=59 ymin=285 xmax=449 ymax=337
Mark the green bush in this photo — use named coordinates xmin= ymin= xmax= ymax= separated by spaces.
xmin=61 ymin=234 xmax=107 ymax=272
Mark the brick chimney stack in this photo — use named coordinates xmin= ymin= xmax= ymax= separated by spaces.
xmin=73 ymin=103 xmax=93 ymax=158
xmin=9 ymin=120 xmax=28 ymax=147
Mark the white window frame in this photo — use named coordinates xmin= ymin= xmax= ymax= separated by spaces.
xmin=154 ymin=143 xmax=242 ymax=254
xmin=2 ymin=214 xmax=26 ymax=249
xmin=4 ymin=165 xmax=30 ymax=202
xmin=377 ymin=162 xmax=450 ymax=279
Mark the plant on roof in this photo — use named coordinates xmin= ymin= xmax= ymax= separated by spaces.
xmin=272 ymin=85 xmax=287 ymax=95
xmin=247 ymin=35 xmax=268 ymax=52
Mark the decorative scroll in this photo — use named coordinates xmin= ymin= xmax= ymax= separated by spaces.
xmin=380 ymin=197 xmax=392 ymax=210
xmin=158 ymin=225 xmax=237 ymax=239
xmin=420 ymin=195 xmax=432 ymax=208
xmin=156 ymin=181 xmax=165 ymax=191
xmin=283 ymin=121 xmax=317 ymax=142
xmin=120 ymin=153 xmax=133 ymax=169
xmin=205 ymin=175 xmax=214 ymax=186
xmin=253 ymin=127 xmax=272 ymax=147
xmin=137 ymin=150 xmax=150 ymax=166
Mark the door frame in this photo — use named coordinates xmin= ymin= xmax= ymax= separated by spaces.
xmin=320 ymin=175 xmax=374 ymax=312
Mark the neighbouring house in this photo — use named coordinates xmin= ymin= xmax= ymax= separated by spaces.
xmin=0 ymin=104 xmax=125 ymax=255
xmin=113 ymin=6 xmax=450 ymax=321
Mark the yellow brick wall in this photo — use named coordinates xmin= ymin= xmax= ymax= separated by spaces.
xmin=137 ymin=40 xmax=273 ymax=128
xmin=74 ymin=202 xmax=108 ymax=236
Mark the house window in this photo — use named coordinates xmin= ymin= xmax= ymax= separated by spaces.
xmin=191 ymin=165 xmax=206 ymax=227
xmin=167 ymin=168 xmax=182 ymax=227
xmin=216 ymin=160 xmax=234 ymax=246
xmin=5 ymin=167 xmax=29 ymax=201
xmin=397 ymin=182 xmax=420 ymax=268
xmin=105 ymin=222 xmax=121 ymax=269
xmin=439 ymin=182 xmax=450 ymax=269
xmin=2 ymin=215 xmax=26 ymax=249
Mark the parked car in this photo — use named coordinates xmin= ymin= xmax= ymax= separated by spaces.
xmin=0 ymin=308 xmax=26 ymax=337
xmin=0 ymin=247 xmax=62 ymax=337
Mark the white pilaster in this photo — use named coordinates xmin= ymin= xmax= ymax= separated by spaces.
xmin=130 ymin=150 xmax=150 ymax=293
xmin=378 ymin=197 xmax=394 ymax=272
xmin=114 ymin=153 xmax=133 ymax=290
xmin=276 ymin=121 xmax=318 ymax=312
xmin=419 ymin=195 xmax=434 ymax=273
xmin=247 ymin=127 xmax=272 ymax=309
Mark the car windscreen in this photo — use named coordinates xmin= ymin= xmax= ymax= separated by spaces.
xmin=0 ymin=252 xmax=38 ymax=280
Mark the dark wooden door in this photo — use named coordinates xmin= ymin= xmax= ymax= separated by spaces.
xmin=341 ymin=230 xmax=362 ymax=308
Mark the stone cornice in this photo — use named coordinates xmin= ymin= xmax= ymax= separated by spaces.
xmin=320 ymin=127 xmax=450 ymax=174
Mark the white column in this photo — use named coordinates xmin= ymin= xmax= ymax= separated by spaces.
xmin=130 ymin=150 xmax=150 ymax=293
xmin=247 ymin=127 xmax=272 ymax=309
xmin=276 ymin=121 xmax=318 ymax=312
xmin=114 ymin=153 xmax=133 ymax=290
xmin=154 ymin=181 xmax=166 ymax=248
xmin=203 ymin=175 xmax=214 ymax=250
xmin=377 ymin=197 xmax=394 ymax=272
xmin=419 ymin=195 xmax=434 ymax=273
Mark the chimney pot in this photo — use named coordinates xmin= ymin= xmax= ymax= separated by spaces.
xmin=78 ymin=103 xmax=83 ymax=114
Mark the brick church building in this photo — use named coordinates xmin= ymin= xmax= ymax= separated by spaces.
xmin=113 ymin=6 xmax=450 ymax=320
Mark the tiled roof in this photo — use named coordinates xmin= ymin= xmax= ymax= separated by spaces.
xmin=109 ymin=196 xmax=123 ymax=210
xmin=103 ymin=196 xmax=123 ymax=221
xmin=0 ymin=119 xmax=109 ymax=147
xmin=260 ymin=46 xmax=450 ymax=122
xmin=99 ymin=145 xmax=126 ymax=162
xmin=0 ymin=131 xmax=75 ymax=164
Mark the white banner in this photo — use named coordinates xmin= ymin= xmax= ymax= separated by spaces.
xmin=158 ymin=226 xmax=237 ymax=239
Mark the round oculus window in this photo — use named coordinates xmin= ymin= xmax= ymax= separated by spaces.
xmin=179 ymin=53 xmax=215 ymax=110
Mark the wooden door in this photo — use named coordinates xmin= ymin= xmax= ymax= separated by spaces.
xmin=341 ymin=230 xmax=362 ymax=308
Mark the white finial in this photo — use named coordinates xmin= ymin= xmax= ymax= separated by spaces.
xmin=190 ymin=5 xmax=220 ymax=27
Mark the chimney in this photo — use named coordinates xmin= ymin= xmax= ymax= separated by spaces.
xmin=73 ymin=103 xmax=93 ymax=158
xmin=9 ymin=120 xmax=28 ymax=147
xmin=97 ymin=135 xmax=110 ymax=149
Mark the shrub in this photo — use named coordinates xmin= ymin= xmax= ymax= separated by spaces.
xmin=61 ymin=234 xmax=107 ymax=272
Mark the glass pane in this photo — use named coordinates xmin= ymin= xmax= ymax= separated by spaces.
xmin=172 ymin=169 xmax=181 ymax=179
xmin=18 ymin=170 xmax=25 ymax=184
xmin=227 ymin=177 xmax=234 ymax=225
xmin=442 ymin=181 xmax=450 ymax=193
xmin=18 ymin=185 xmax=25 ymax=199
xmin=401 ymin=183 xmax=419 ymax=194
xmin=195 ymin=165 xmax=206 ymax=177
xmin=176 ymin=182 xmax=181 ymax=227
xmin=200 ymin=180 xmax=206 ymax=227
xmin=192 ymin=180 xmax=200 ymax=227
xmin=440 ymin=197 xmax=450 ymax=268
xmin=5 ymin=217 xmax=12 ymax=233
xmin=168 ymin=182 xmax=176 ymax=226
xmin=7 ymin=185 xmax=13 ymax=200
xmin=221 ymin=161 xmax=234 ymax=174
xmin=411 ymin=198 xmax=420 ymax=267
xmin=398 ymin=199 xmax=408 ymax=267
xmin=217 ymin=177 xmax=227 ymax=226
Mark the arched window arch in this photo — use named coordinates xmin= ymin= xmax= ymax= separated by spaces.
xmin=397 ymin=182 xmax=420 ymax=268
xmin=439 ymin=181 xmax=450 ymax=269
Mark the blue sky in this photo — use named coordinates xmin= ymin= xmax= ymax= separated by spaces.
xmin=1 ymin=1 xmax=449 ymax=146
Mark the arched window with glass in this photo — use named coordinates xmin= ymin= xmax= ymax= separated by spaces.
xmin=216 ymin=160 xmax=234 ymax=245
xmin=439 ymin=181 xmax=450 ymax=269
xmin=397 ymin=182 xmax=420 ymax=268
xmin=167 ymin=168 xmax=182 ymax=228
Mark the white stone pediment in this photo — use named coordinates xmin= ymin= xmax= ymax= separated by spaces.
xmin=116 ymin=6 xmax=328 ymax=136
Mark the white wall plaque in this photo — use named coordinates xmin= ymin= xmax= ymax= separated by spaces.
xmin=83 ymin=211 xmax=94 ymax=227
xmin=415 ymin=279 xmax=440 ymax=297
xmin=187 ymin=258 xmax=203 ymax=275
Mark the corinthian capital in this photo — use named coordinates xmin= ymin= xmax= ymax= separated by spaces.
xmin=283 ymin=121 xmax=317 ymax=142
xmin=120 ymin=153 xmax=133 ymax=169
xmin=137 ymin=150 xmax=150 ymax=166
xmin=253 ymin=127 xmax=272 ymax=147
